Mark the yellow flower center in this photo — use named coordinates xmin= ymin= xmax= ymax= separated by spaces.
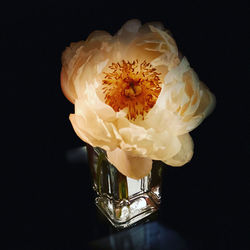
xmin=102 ymin=60 xmax=161 ymax=120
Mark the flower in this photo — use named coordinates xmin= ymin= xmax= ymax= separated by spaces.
xmin=61 ymin=19 xmax=215 ymax=179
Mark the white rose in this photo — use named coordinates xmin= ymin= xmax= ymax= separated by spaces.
xmin=61 ymin=19 xmax=215 ymax=179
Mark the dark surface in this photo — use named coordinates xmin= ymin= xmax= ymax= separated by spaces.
xmin=2 ymin=1 xmax=249 ymax=249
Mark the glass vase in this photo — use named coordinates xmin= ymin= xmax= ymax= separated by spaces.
xmin=87 ymin=145 xmax=163 ymax=229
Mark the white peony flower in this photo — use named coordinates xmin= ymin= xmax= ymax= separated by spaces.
xmin=61 ymin=19 xmax=215 ymax=179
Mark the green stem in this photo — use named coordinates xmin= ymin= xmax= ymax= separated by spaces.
xmin=96 ymin=151 xmax=106 ymax=194
xmin=118 ymin=173 xmax=128 ymax=200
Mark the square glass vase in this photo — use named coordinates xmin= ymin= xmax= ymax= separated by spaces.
xmin=87 ymin=146 xmax=163 ymax=229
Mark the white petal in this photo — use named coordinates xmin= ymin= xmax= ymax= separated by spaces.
xmin=81 ymin=84 xmax=116 ymax=121
xmin=178 ymin=83 xmax=216 ymax=134
xmin=69 ymin=114 xmax=114 ymax=151
xmin=118 ymin=19 xmax=141 ymax=34
xmin=96 ymin=58 xmax=109 ymax=74
xmin=149 ymin=25 xmax=178 ymax=55
xmin=72 ymin=98 xmax=119 ymax=150
xmin=194 ymin=81 xmax=216 ymax=118
xmin=117 ymin=117 xmax=181 ymax=160
xmin=115 ymin=19 xmax=142 ymax=47
xmin=163 ymin=133 xmax=194 ymax=166
xmin=107 ymin=148 xmax=152 ymax=179
xmin=164 ymin=57 xmax=190 ymax=84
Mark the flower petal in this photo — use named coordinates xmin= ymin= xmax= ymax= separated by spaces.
xmin=163 ymin=133 xmax=194 ymax=166
xmin=107 ymin=148 xmax=152 ymax=179
xmin=194 ymin=81 xmax=216 ymax=118
xmin=145 ymin=57 xmax=215 ymax=135
xmin=61 ymin=19 xmax=215 ymax=178
xmin=69 ymin=114 xmax=103 ymax=148
xmin=69 ymin=113 xmax=117 ymax=151
xmin=86 ymin=30 xmax=112 ymax=43
xmin=80 ymin=84 xmax=116 ymax=122
xmin=61 ymin=33 xmax=112 ymax=103
xmin=117 ymin=19 xmax=141 ymax=43
xmin=61 ymin=41 xmax=85 ymax=103
xmin=60 ymin=66 xmax=77 ymax=104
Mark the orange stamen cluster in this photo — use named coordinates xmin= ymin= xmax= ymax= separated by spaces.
xmin=102 ymin=60 xmax=162 ymax=120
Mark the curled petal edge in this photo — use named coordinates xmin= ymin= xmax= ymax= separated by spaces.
xmin=61 ymin=66 xmax=76 ymax=104
xmin=163 ymin=133 xmax=194 ymax=166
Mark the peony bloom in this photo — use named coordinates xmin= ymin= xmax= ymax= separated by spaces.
xmin=61 ymin=19 xmax=215 ymax=179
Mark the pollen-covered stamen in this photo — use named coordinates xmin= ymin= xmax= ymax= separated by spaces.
xmin=102 ymin=60 xmax=161 ymax=120
xmin=124 ymin=80 xmax=142 ymax=97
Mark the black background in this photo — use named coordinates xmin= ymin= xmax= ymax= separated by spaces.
xmin=2 ymin=1 xmax=249 ymax=249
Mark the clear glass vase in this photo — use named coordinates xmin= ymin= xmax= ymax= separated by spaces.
xmin=87 ymin=145 xmax=163 ymax=229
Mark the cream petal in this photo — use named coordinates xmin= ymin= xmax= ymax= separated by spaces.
xmin=86 ymin=30 xmax=112 ymax=43
xmin=61 ymin=41 xmax=85 ymax=68
xmin=69 ymin=114 xmax=109 ymax=151
xmin=107 ymin=148 xmax=152 ymax=179
xmin=61 ymin=41 xmax=85 ymax=103
xmin=63 ymin=44 xmax=98 ymax=102
xmin=150 ymin=130 xmax=181 ymax=159
xmin=179 ymin=70 xmax=201 ymax=116
xmin=73 ymin=54 xmax=93 ymax=99
xmin=138 ymin=22 xmax=165 ymax=33
xmin=74 ymin=100 xmax=116 ymax=143
xmin=146 ymin=56 xmax=214 ymax=135
xmin=164 ymin=57 xmax=190 ymax=84
xmin=163 ymin=133 xmax=193 ymax=166
xmin=181 ymin=115 xmax=203 ymax=133
xmin=116 ymin=117 xmax=153 ymax=155
xmin=139 ymin=82 xmax=183 ymax=135
xmin=119 ymin=19 xmax=141 ymax=33
xmin=72 ymin=96 xmax=120 ymax=150
xmin=96 ymin=58 xmax=109 ymax=74
xmin=148 ymin=25 xmax=178 ymax=55
xmin=194 ymin=81 xmax=216 ymax=118
xmin=117 ymin=118 xmax=151 ymax=141
xmin=179 ymin=83 xmax=215 ymax=133
xmin=117 ymin=19 xmax=141 ymax=42
xmin=61 ymin=32 xmax=113 ymax=103
xmin=60 ymin=66 xmax=77 ymax=104
xmin=120 ymin=21 xmax=178 ymax=72
xmin=80 ymin=84 xmax=116 ymax=122
xmin=150 ymin=53 xmax=180 ymax=72
xmin=117 ymin=117 xmax=181 ymax=160
xmin=70 ymin=114 xmax=117 ymax=151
